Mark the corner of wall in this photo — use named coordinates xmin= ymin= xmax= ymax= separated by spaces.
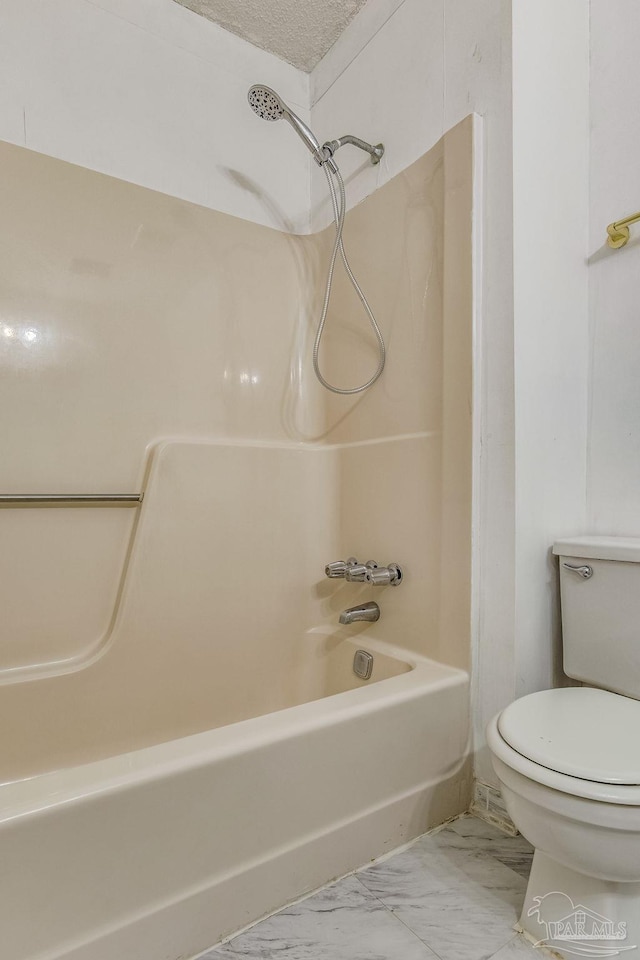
xmin=0 ymin=0 xmax=311 ymax=232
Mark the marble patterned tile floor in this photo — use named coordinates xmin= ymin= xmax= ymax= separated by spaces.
xmin=199 ymin=816 xmax=539 ymax=960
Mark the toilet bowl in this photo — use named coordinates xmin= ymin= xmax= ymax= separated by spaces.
xmin=489 ymin=690 xmax=640 ymax=957
xmin=488 ymin=691 xmax=640 ymax=882
xmin=487 ymin=537 xmax=640 ymax=958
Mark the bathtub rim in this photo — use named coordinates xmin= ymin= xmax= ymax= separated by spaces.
xmin=0 ymin=640 xmax=468 ymax=825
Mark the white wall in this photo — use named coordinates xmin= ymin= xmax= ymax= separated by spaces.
xmin=511 ymin=0 xmax=590 ymax=705
xmin=0 ymin=0 xmax=310 ymax=231
xmin=588 ymin=1 xmax=640 ymax=535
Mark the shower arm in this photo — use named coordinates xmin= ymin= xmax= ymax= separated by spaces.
xmin=321 ymin=135 xmax=384 ymax=166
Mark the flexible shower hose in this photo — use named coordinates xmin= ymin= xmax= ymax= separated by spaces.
xmin=312 ymin=164 xmax=386 ymax=395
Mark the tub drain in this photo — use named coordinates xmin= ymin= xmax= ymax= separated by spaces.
xmin=353 ymin=649 xmax=374 ymax=680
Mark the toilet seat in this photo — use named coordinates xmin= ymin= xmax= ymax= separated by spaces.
xmin=498 ymin=687 xmax=640 ymax=785
xmin=488 ymin=711 xmax=640 ymax=806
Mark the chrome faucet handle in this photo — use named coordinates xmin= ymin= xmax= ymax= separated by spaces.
xmin=346 ymin=560 xmax=377 ymax=583
xmin=325 ymin=561 xmax=348 ymax=578
xmin=325 ymin=557 xmax=360 ymax=579
xmin=366 ymin=563 xmax=403 ymax=586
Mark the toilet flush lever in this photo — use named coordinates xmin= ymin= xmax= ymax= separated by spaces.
xmin=562 ymin=562 xmax=593 ymax=580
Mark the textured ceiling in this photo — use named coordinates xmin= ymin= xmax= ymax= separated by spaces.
xmin=173 ymin=0 xmax=370 ymax=72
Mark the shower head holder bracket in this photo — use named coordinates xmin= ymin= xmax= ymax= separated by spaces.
xmin=322 ymin=135 xmax=385 ymax=166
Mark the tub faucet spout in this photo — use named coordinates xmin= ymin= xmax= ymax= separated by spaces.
xmin=339 ymin=601 xmax=380 ymax=625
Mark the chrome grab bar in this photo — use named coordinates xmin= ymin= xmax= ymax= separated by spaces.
xmin=0 ymin=494 xmax=143 ymax=505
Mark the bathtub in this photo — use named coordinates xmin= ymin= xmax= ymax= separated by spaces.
xmin=2 ymin=630 xmax=469 ymax=960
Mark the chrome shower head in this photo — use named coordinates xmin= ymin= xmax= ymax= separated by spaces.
xmin=247 ymin=84 xmax=334 ymax=168
xmin=247 ymin=85 xmax=285 ymax=122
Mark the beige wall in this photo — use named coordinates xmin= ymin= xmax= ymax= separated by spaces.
xmin=0 ymin=119 xmax=474 ymax=779
xmin=0 ymin=140 xmax=323 ymax=677
xmin=319 ymin=119 xmax=474 ymax=671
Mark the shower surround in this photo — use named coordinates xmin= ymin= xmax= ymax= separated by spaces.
xmin=0 ymin=117 xmax=476 ymax=960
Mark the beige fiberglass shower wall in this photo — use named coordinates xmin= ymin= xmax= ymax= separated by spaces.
xmin=316 ymin=120 xmax=475 ymax=670
xmin=0 ymin=117 xmax=475 ymax=960
xmin=0 ymin=119 xmax=473 ymax=751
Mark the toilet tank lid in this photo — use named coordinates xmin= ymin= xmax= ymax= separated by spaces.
xmin=498 ymin=688 xmax=640 ymax=785
xmin=553 ymin=536 xmax=640 ymax=563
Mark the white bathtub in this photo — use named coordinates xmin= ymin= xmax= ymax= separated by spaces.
xmin=2 ymin=632 xmax=469 ymax=960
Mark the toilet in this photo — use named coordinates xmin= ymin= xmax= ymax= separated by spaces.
xmin=487 ymin=537 xmax=640 ymax=959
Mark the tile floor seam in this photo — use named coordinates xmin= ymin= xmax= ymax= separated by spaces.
xmin=353 ymin=864 xmax=493 ymax=960
xmin=487 ymin=929 xmax=523 ymax=959
xmin=487 ymin=933 xmax=524 ymax=960
xmin=377 ymin=908 xmax=449 ymax=960
xmin=367 ymin=890 xmax=519 ymax=960
xmin=352 ymin=874 xmax=443 ymax=958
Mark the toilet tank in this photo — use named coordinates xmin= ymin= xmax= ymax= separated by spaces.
xmin=553 ymin=537 xmax=640 ymax=700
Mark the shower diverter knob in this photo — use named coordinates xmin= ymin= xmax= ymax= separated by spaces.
xmin=366 ymin=563 xmax=403 ymax=586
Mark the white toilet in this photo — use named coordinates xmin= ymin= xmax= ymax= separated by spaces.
xmin=487 ymin=536 xmax=640 ymax=959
